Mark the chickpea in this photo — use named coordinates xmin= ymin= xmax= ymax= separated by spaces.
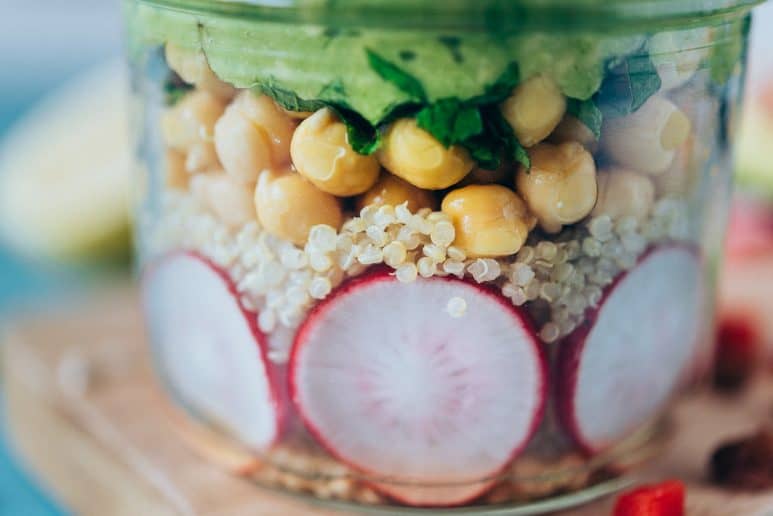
xmin=254 ymin=169 xmax=343 ymax=245
xmin=377 ymin=118 xmax=474 ymax=190
xmin=592 ymin=169 xmax=655 ymax=222
xmin=161 ymin=90 xmax=226 ymax=152
xmin=515 ymin=142 xmax=597 ymax=234
xmin=501 ymin=75 xmax=566 ymax=147
xmin=442 ymin=185 xmax=536 ymax=258
xmin=165 ymin=43 xmax=236 ymax=100
xmin=185 ymin=141 xmax=220 ymax=173
xmin=648 ymin=29 xmax=710 ymax=91
xmin=549 ymin=115 xmax=598 ymax=152
xmin=283 ymin=109 xmax=313 ymax=120
xmin=653 ymin=140 xmax=704 ymax=197
xmin=601 ymin=96 xmax=691 ymax=175
xmin=165 ymin=150 xmax=188 ymax=190
xmin=355 ymin=173 xmax=437 ymax=212
xmin=291 ymin=108 xmax=380 ymax=196
xmin=190 ymin=172 xmax=256 ymax=228
xmin=464 ymin=163 xmax=511 ymax=185
xmin=214 ymin=92 xmax=297 ymax=184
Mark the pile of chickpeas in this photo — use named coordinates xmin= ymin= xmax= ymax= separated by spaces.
xmin=161 ymin=43 xmax=692 ymax=260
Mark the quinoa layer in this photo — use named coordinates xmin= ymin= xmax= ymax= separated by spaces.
xmin=146 ymin=189 xmax=690 ymax=364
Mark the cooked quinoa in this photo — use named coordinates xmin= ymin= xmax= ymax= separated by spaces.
xmin=148 ymin=190 xmax=690 ymax=361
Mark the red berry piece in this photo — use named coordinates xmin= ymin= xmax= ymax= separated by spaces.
xmin=713 ymin=313 xmax=761 ymax=392
xmin=613 ymin=479 xmax=685 ymax=516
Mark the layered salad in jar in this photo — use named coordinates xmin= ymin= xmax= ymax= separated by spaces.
xmin=128 ymin=1 xmax=750 ymax=508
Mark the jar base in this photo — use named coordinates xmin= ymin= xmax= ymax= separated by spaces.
xmin=270 ymin=476 xmax=636 ymax=516
xmin=170 ymin=404 xmax=670 ymax=514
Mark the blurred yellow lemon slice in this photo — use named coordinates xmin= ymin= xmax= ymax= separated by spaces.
xmin=0 ymin=60 xmax=131 ymax=263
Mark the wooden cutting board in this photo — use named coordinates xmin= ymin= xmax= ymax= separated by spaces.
xmin=3 ymin=286 xmax=773 ymax=516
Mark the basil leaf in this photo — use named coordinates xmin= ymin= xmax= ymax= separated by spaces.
xmin=416 ymin=98 xmax=483 ymax=147
xmin=566 ymin=98 xmax=603 ymax=139
xmin=328 ymin=105 xmax=381 ymax=155
xmin=366 ymin=49 xmax=427 ymax=101
xmin=260 ymin=77 xmax=324 ymax=113
xmin=596 ymin=51 xmax=661 ymax=118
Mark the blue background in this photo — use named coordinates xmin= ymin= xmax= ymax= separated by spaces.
xmin=0 ymin=1 xmax=123 ymax=514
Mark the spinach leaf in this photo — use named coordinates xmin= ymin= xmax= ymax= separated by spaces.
xmin=366 ymin=49 xmax=427 ymax=101
xmin=328 ymin=105 xmax=381 ymax=155
xmin=318 ymin=78 xmax=348 ymax=104
xmin=416 ymin=98 xmax=483 ymax=147
xmin=596 ymin=52 xmax=661 ymax=118
xmin=566 ymin=98 xmax=603 ymax=139
xmin=259 ymin=77 xmax=324 ymax=113
xmin=261 ymin=77 xmax=380 ymax=155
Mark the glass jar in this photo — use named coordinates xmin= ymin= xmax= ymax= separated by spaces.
xmin=126 ymin=0 xmax=761 ymax=511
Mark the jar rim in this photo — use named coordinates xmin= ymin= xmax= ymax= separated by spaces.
xmin=135 ymin=0 xmax=763 ymax=30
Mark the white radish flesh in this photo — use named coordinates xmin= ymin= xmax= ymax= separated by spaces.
xmin=143 ymin=252 xmax=284 ymax=450
xmin=290 ymin=270 xmax=547 ymax=506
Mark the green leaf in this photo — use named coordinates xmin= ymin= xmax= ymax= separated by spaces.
xmin=513 ymin=145 xmax=530 ymax=170
xmin=318 ymin=78 xmax=348 ymax=104
xmin=409 ymin=62 xmax=524 ymax=169
xmin=596 ymin=51 xmax=661 ymax=118
xmin=487 ymin=106 xmax=531 ymax=169
xmin=259 ymin=77 xmax=324 ymax=113
xmin=470 ymin=62 xmax=520 ymax=105
xmin=366 ymin=49 xmax=427 ymax=101
xmin=416 ymin=98 xmax=483 ymax=147
xmin=461 ymin=106 xmax=530 ymax=170
xmin=163 ymin=74 xmax=193 ymax=106
xmin=261 ymin=77 xmax=380 ymax=155
xmin=328 ymin=105 xmax=381 ymax=155
xmin=465 ymin=140 xmax=500 ymax=170
xmin=566 ymin=98 xmax=603 ymax=139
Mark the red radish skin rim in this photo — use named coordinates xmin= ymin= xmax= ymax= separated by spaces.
xmin=288 ymin=267 xmax=549 ymax=507
xmin=141 ymin=251 xmax=287 ymax=450
xmin=556 ymin=244 xmax=701 ymax=455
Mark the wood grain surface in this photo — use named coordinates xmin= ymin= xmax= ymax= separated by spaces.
xmin=3 ymin=286 xmax=772 ymax=516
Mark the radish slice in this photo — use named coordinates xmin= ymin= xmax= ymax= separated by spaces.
xmin=289 ymin=270 xmax=547 ymax=506
xmin=557 ymin=245 xmax=702 ymax=454
xmin=143 ymin=252 xmax=284 ymax=450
